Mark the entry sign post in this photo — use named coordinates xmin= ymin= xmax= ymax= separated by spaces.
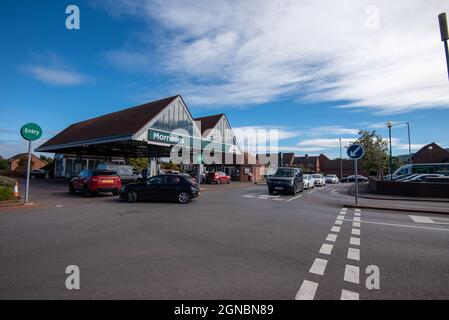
xmin=20 ymin=123 xmax=43 ymax=203
xmin=347 ymin=144 xmax=365 ymax=206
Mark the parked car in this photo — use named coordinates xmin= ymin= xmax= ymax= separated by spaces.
xmin=266 ymin=167 xmax=303 ymax=195
xmin=341 ymin=175 xmax=369 ymax=183
xmin=69 ymin=169 xmax=122 ymax=197
xmin=325 ymin=174 xmax=339 ymax=184
xmin=312 ymin=174 xmax=326 ymax=187
xmin=303 ymin=174 xmax=315 ymax=189
xmin=401 ymin=174 xmax=444 ymax=182
xmin=120 ymin=174 xmax=200 ymax=204
xmin=206 ymin=171 xmax=231 ymax=184
xmin=97 ymin=164 xmax=143 ymax=184
xmin=29 ymin=169 xmax=48 ymax=179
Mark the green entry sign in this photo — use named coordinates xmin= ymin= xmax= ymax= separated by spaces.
xmin=20 ymin=123 xmax=43 ymax=141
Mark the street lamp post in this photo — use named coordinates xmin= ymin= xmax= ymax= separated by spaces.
xmin=339 ymin=138 xmax=343 ymax=179
xmin=406 ymin=122 xmax=412 ymax=165
xmin=386 ymin=121 xmax=393 ymax=176
xmin=439 ymin=13 xmax=449 ymax=80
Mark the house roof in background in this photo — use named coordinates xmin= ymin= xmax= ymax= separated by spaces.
xmin=194 ymin=114 xmax=224 ymax=135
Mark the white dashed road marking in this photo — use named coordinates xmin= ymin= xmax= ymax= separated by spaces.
xmin=331 ymin=226 xmax=341 ymax=233
xmin=350 ymin=237 xmax=360 ymax=246
xmin=309 ymin=258 xmax=328 ymax=276
xmin=319 ymin=244 xmax=334 ymax=255
xmin=344 ymin=265 xmax=360 ymax=284
xmin=341 ymin=289 xmax=359 ymax=300
xmin=326 ymin=234 xmax=338 ymax=242
xmin=286 ymin=194 xmax=303 ymax=202
xmin=347 ymin=248 xmax=360 ymax=261
xmin=296 ymin=280 xmax=319 ymax=300
xmin=351 ymin=228 xmax=361 ymax=236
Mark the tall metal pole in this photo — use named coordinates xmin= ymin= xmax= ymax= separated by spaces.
xmin=354 ymin=159 xmax=358 ymax=206
xmin=439 ymin=13 xmax=449 ymax=80
xmin=407 ymin=122 xmax=412 ymax=165
xmin=387 ymin=122 xmax=393 ymax=176
xmin=25 ymin=140 xmax=32 ymax=203
xmin=339 ymin=138 xmax=343 ymax=179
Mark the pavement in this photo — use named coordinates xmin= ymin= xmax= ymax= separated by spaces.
xmin=0 ymin=180 xmax=448 ymax=299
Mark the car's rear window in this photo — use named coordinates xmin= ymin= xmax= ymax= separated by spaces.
xmin=93 ymin=170 xmax=117 ymax=176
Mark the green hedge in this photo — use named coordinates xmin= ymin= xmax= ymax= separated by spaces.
xmin=0 ymin=186 xmax=15 ymax=201
xmin=0 ymin=176 xmax=16 ymax=188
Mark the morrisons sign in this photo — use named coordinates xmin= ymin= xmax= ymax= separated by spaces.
xmin=148 ymin=128 xmax=237 ymax=153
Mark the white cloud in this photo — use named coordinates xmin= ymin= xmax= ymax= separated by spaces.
xmin=297 ymin=138 xmax=357 ymax=150
xmin=22 ymin=66 xmax=87 ymax=86
xmin=21 ymin=52 xmax=88 ymax=86
xmin=99 ymin=0 xmax=449 ymax=113
xmin=310 ymin=126 xmax=360 ymax=136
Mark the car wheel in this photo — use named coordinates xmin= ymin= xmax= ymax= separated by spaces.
xmin=300 ymin=184 xmax=304 ymax=192
xmin=291 ymin=184 xmax=297 ymax=195
xmin=178 ymin=191 xmax=191 ymax=204
xmin=268 ymin=187 xmax=274 ymax=195
xmin=69 ymin=183 xmax=75 ymax=194
xmin=126 ymin=190 xmax=138 ymax=203
xmin=83 ymin=185 xmax=92 ymax=197
xmin=227 ymin=179 xmax=230 ymax=184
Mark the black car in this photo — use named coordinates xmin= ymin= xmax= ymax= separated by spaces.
xmin=341 ymin=175 xmax=369 ymax=183
xmin=119 ymin=174 xmax=200 ymax=204
xmin=266 ymin=167 xmax=304 ymax=195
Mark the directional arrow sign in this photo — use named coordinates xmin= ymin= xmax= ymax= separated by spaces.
xmin=347 ymin=144 xmax=365 ymax=160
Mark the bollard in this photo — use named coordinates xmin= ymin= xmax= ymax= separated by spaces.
xmin=13 ymin=181 xmax=20 ymax=199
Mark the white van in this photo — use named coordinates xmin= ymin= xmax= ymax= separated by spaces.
xmin=390 ymin=163 xmax=449 ymax=180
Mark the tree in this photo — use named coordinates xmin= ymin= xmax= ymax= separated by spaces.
xmin=161 ymin=161 xmax=181 ymax=171
xmin=40 ymin=155 xmax=54 ymax=164
xmin=355 ymin=130 xmax=389 ymax=179
xmin=127 ymin=158 xmax=148 ymax=171
xmin=0 ymin=159 xmax=9 ymax=170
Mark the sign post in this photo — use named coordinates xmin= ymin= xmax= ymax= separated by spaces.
xmin=347 ymin=144 xmax=365 ymax=206
xmin=20 ymin=123 xmax=43 ymax=203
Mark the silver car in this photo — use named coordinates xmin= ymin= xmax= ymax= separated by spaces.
xmin=325 ymin=174 xmax=339 ymax=184
xmin=303 ymin=174 xmax=315 ymax=189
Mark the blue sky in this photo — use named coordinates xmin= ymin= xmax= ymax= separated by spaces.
xmin=1 ymin=0 xmax=449 ymax=159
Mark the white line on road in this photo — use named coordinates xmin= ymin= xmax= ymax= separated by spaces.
xmin=331 ymin=226 xmax=341 ymax=233
xmin=344 ymin=265 xmax=360 ymax=284
xmin=350 ymin=237 xmax=360 ymax=246
xmin=354 ymin=211 xmax=361 ymax=217
xmin=341 ymin=289 xmax=359 ymax=300
xmin=353 ymin=221 xmax=361 ymax=228
xmin=326 ymin=234 xmax=338 ymax=242
xmin=353 ymin=217 xmax=361 ymax=222
xmin=286 ymin=195 xmax=304 ymax=202
xmin=319 ymin=243 xmax=334 ymax=255
xmin=351 ymin=228 xmax=361 ymax=236
xmin=341 ymin=207 xmax=348 ymax=211
xmin=296 ymin=280 xmax=318 ymax=300
xmin=344 ymin=219 xmax=449 ymax=232
xmin=337 ymin=215 xmax=345 ymax=220
xmin=347 ymin=248 xmax=360 ymax=261
xmin=409 ymin=215 xmax=449 ymax=225
xmin=309 ymin=258 xmax=328 ymax=275
xmin=335 ymin=220 xmax=343 ymax=225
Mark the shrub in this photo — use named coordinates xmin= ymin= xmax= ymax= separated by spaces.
xmin=0 ymin=186 xmax=15 ymax=201
xmin=0 ymin=175 xmax=16 ymax=188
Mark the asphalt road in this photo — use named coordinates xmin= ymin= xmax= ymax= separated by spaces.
xmin=0 ymin=180 xmax=448 ymax=299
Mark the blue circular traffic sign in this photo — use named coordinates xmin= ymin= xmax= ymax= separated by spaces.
xmin=347 ymin=144 xmax=365 ymax=160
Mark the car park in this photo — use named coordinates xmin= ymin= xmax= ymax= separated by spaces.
xmin=69 ymin=169 xmax=122 ymax=197
xmin=312 ymin=174 xmax=326 ymax=187
xmin=266 ymin=167 xmax=303 ymax=195
xmin=97 ymin=164 xmax=143 ymax=184
xmin=303 ymin=174 xmax=315 ymax=189
xmin=120 ymin=174 xmax=200 ymax=204
xmin=401 ymin=174 xmax=444 ymax=182
xmin=206 ymin=171 xmax=231 ymax=184
xmin=325 ymin=174 xmax=339 ymax=184
xmin=341 ymin=175 xmax=369 ymax=183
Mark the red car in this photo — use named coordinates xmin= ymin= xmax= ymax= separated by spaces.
xmin=206 ymin=171 xmax=231 ymax=184
xmin=69 ymin=169 xmax=122 ymax=197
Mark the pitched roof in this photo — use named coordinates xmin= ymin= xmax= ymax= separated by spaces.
xmin=8 ymin=153 xmax=42 ymax=162
xmin=194 ymin=114 xmax=224 ymax=135
xmin=293 ymin=156 xmax=318 ymax=165
xmin=38 ymin=96 xmax=178 ymax=150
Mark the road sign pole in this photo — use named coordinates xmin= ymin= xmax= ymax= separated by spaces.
xmin=354 ymin=159 xmax=358 ymax=206
xmin=25 ymin=140 xmax=32 ymax=203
